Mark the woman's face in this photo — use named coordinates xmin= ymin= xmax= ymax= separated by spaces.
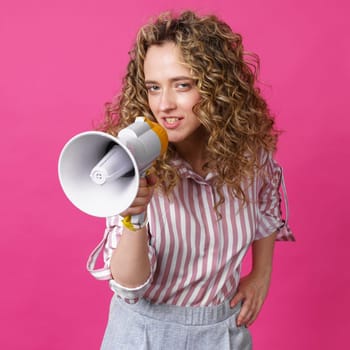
xmin=144 ymin=42 xmax=204 ymax=146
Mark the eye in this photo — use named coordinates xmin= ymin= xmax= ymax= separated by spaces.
xmin=178 ymin=83 xmax=189 ymax=88
xmin=146 ymin=84 xmax=160 ymax=93
xmin=176 ymin=82 xmax=192 ymax=90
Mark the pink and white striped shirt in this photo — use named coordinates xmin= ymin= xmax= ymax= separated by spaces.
xmin=87 ymin=154 xmax=294 ymax=307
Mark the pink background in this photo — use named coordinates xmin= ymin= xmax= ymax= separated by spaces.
xmin=1 ymin=0 xmax=349 ymax=348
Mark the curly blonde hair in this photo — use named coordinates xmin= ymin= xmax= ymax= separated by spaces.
xmin=101 ymin=10 xmax=279 ymax=208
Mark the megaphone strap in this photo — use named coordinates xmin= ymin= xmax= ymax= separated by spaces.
xmin=86 ymin=227 xmax=113 ymax=280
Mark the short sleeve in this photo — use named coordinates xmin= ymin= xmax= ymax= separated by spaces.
xmin=255 ymin=155 xmax=295 ymax=241
xmin=86 ymin=215 xmax=157 ymax=301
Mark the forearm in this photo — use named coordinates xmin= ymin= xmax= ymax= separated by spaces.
xmin=231 ymin=232 xmax=277 ymax=326
xmin=110 ymin=226 xmax=151 ymax=288
xmin=251 ymin=232 xmax=277 ymax=278
xmin=109 ymin=173 xmax=157 ymax=289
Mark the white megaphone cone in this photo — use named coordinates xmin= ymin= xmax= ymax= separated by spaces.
xmin=58 ymin=117 xmax=168 ymax=218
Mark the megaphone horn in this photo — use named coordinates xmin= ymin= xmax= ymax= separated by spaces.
xmin=58 ymin=117 xmax=168 ymax=218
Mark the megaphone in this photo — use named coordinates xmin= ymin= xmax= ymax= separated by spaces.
xmin=58 ymin=117 xmax=168 ymax=218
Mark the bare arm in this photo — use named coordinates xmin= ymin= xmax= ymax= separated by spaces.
xmin=109 ymin=174 xmax=157 ymax=288
xmin=230 ymin=232 xmax=277 ymax=326
xmin=110 ymin=226 xmax=151 ymax=288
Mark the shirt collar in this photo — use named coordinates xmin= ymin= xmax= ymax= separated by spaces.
xmin=169 ymin=156 xmax=216 ymax=185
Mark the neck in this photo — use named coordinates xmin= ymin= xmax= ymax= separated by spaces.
xmin=174 ymin=137 xmax=208 ymax=177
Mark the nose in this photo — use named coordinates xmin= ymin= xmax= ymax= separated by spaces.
xmin=159 ymin=89 xmax=176 ymax=112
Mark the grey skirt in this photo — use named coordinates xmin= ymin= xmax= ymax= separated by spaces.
xmin=101 ymin=296 xmax=252 ymax=350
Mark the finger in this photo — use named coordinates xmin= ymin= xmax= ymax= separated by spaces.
xmin=246 ymin=300 xmax=263 ymax=327
xmin=120 ymin=193 xmax=151 ymax=216
xmin=136 ymin=186 xmax=153 ymax=198
xmin=123 ymin=206 xmax=148 ymax=216
xmin=133 ymin=188 xmax=154 ymax=204
xmin=138 ymin=177 xmax=150 ymax=189
xmin=230 ymin=292 xmax=245 ymax=308
xmin=119 ymin=176 xmax=155 ymax=217
xmin=138 ymin=177 xmax=156 ymax=196
xmin=242 ymin=307 xmax=256 ymax=327
xmin=146 ymin=172 xmax=158 ymax=186
xmin=237 ymin=298 xmax=254 ymax=326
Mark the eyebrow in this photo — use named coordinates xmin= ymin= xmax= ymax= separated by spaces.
xmin=145 ymin=76 xmax=194 ymax=84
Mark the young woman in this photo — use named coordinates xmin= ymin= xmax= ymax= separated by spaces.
xmin=88 ymin=10 xmax=294 ymax=349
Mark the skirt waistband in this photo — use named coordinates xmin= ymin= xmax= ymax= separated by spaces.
xmin=116 ymin=297 xmax=240 ymax=326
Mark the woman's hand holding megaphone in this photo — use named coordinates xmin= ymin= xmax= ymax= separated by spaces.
xmin=120 ymin=172 xmax=158 ymax=218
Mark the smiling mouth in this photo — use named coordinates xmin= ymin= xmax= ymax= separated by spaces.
xmin=163 ymin=117 xmax=183 ymax=124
